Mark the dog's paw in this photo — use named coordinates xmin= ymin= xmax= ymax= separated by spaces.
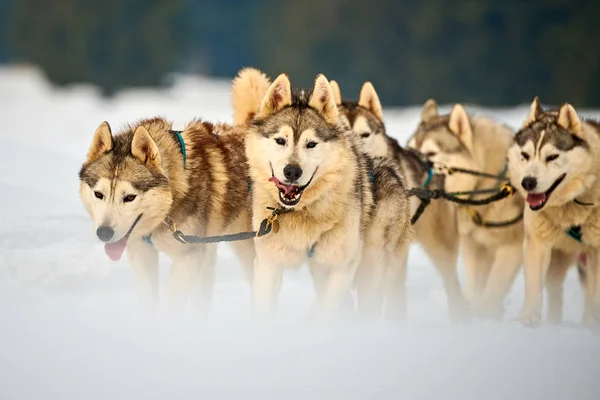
xmin=546 ymin=313 xmax=563 ymax=326
xmin=473 ymin=302 xmax=505 ymax=322
xmin=517 ymin=311 xmax=542 ymax=328
xmin=583 ymin=308 xmax=600 ymax=334
xmin=446 ymin=297 xmax=471 ymax=324
xmin=449 ymin=308 xmax=472 ymax=326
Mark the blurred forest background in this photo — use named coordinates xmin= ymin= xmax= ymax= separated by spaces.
xmin=0 ymin=0 xmax=598 ymax=106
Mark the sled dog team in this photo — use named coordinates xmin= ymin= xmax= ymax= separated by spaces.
xmin=79 ymin=67 xmax=600 ymax=328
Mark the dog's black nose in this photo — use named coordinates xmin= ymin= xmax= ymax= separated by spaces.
xmin=284 ymin=164 xmax=303 ymax=182
xmin=521 ymin=176 xmax=538 ymax=191
xmin=96 ymin=226 xmax=114 ymax=242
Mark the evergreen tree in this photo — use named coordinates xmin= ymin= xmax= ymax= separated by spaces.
xmin=10 ymin=0 xmax=185 ymax=95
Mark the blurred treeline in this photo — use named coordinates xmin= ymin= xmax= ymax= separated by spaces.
xmin=2 ymin=0 xmax=599 ymax=107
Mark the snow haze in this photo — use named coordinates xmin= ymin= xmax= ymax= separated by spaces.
xmin=1 ymin=66 xmax=599 ymax=399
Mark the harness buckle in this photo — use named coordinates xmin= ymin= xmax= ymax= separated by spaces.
xmin=163 ymin=215 xmax=177 ymax=233
xmin=501 ymin=183 xmax=515 ymax=196
xmin=260 ymin=206 xmax=290 ymax=236
xmin=163 ymin=215 xmax=190 ymax=243
xmin=266 ymin=213 xmax=280 ymax=233
xmin=173 ymin=230 xmax=189 ymax=244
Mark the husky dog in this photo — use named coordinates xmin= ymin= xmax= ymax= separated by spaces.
xmin=237 ymin=70 xmax=413 ymax=321
xmin=79 ymin=103 xmax=262 ymax=313
xmin=329 ymin=80 xmax=467 ymax=321
xmin=408 ymin=100 xmax=524 ymax=319
xmin=508 ymin=97 xmax=600 ymax=327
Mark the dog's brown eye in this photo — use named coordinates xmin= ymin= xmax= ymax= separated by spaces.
xmin=306 ymin=141 xmax=317 ymax=149
xmin=94 ymin=191 xmax=104 ymax=200
xmin=546 ymin=154 xmax=559 ymax=163
xmin=275 ymin=138 xmax=286 ymax=146
xmin=521 ymin=152 xmax=530 ymax=161
xmin=123 ymin=194 xmax=137 ymax=203
xmin=360 ymin=133 xmax=370 ymax=138
xmin=425 ymin=151 xmax=436 ymax=158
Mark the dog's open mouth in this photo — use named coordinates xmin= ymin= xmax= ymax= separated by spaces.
xmin=269 ymin=166 xmax=317 ymax=206
xmin=104 ymin=214 xmax=142 ymax=261
xmin=525 ymin=174 xmax=566 ymax=211
xmin=269 ymin=177 xmax=308 ymax=206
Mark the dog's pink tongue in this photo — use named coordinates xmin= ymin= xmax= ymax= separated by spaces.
xmin=268 ymin=177 xmax=296 ymax=196
xmin=526 ymin=192 xmax=546 ymax=206
xmin=104 ymin=237 xmax=128 ymax=261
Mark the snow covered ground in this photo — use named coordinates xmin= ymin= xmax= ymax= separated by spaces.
xmin=1 ymin=65 xmax=599 ymax=399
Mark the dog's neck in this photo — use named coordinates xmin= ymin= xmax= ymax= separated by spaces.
xmin=568 ymin=122 xmax=600 ymax=205
xmin=472 ymin=118 xmax=513 ymax=182
xmin=144 ymin=121 xmax=190 ymax=203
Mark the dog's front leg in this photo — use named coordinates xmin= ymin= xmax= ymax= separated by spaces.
xmin=545 ymin=249 xmax=576 ymax=325
xmin=354 ymin=245 xmax=386 ymax=319
xmin=476 ymin=242 xmax=523 ymax=320
xmin=308 ymin=218 xmax=362 ymax=322
xmin=163 ymin=246 xmax=208 ymax=314
xmin=384 ymin=241 xmax=411 ymax=322
xmin=251 ymin=249 xmax=284 ymax=321
xmin=518 ymin=236 xmax=552 ymax=327
xmin=309 ymin=257 xmax=360 ymax=323
xmin=461 ymin=235 xmax=491 ymax=306
xmin=308 ymin=236 xmax=362 ymax=322
xmin=126 ymin=238 xmax=160 ymax=313
xmin=188 ymin=243 xmax=218 ymax=317
xmin=583 ymin=248 xmax=600 ymax=328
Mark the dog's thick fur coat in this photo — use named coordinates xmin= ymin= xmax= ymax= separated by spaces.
xmin=330 ymin=81 xmax=467 ymax=321
xmin=509 ymin=98 xmax=600 ymax=327
xmin=79 ymin=111 xmax=261 ymax=314
xmin=409 ymin=100 xmax=525 ymax=319
xmin=234 ymin=69 xmax=413 ymax=321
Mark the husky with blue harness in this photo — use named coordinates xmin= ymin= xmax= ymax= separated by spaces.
xmin=407 ymin=99 xmax=525 ymax=321
xmin=509 ymin=97 xmax=600 ymax=329
xmin=330 ymin=80 xmax=468 ymax=323
xmin=78 ymin=77 xmax=267 ymax=314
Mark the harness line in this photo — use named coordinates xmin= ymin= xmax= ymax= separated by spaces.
xmin=409 ymin=160 xmax=520 ymax=226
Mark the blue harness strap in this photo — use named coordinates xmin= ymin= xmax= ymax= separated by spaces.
xmin=369 ymin=170 xmax=375 ymax=183
xmin=566 ymin=225 xmax=582 ymax=243
xmin=307 ymin=243 xmax=317 ymax=258
xmin=170 ymin=130 xmax=187 ymax=168
xmin=143 ymin=234 xmax=153 ymax=246
xmin=422 ymin=168 xmax=433 ymax=188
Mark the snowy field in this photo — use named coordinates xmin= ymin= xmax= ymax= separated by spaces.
xmin=1 ymin=65 xmax=599 ymax=399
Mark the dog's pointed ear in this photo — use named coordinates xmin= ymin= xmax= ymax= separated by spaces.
xmin=557 ymin=103 xmax=583 ymax=137
xmin=358 ymin=82 xmax=384 ymax=121
xmin=421 ymin=99 xmax=438 ymax=123
xmin=329 ymin=80 xmax=342 ymax=106
xmin=256 ymin=73 xmax=292 ymax=119
xmin=131 ymin=126 xmax=161 ymax=170
xmin=406 ymin=136 xmax=417 ymax=149
xmin=86 ymin=121 xmax=113 ymax=164
xmin=448 ymin=104 xmax=473 ymax=149
xmin=522 ymin=96 xmax=543 ymax=128
xmin=309 ymin=74 xmax=339 ymax=124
